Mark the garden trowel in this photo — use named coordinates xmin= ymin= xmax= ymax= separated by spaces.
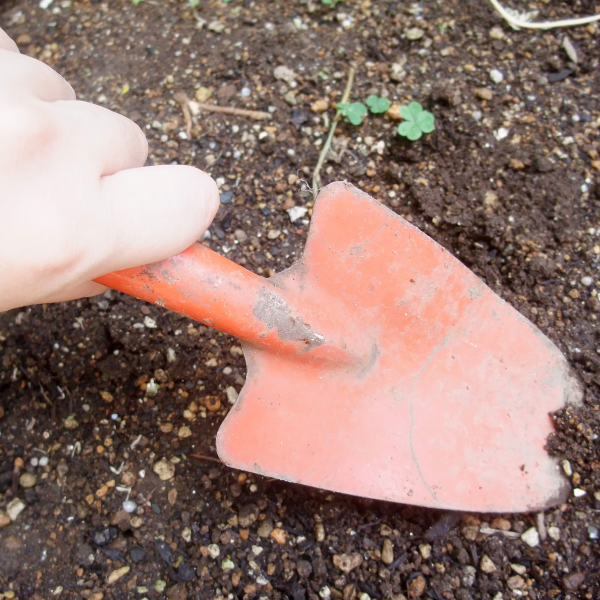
xmin=97 ymin=182 xmax=581 ymax=513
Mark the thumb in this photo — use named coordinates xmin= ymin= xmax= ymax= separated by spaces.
xmin=0 ymin=28 xmax=19 ymax=53
xmin=97 ymin=164 xmax=219 ymax=274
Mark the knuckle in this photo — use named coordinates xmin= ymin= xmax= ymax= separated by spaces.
xmin=1 ymin=102 xmax=58 ymax=153
xmin=120 ymin=116 xmax=148 ymax=166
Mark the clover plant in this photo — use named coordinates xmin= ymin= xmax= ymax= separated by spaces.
xmin=366 ymin=95 xmax=390 ymax=114
xmin=397 ymin=102 xmax=435 ymax=141
xmin=337 ymin=102 xmax=368 ymax=126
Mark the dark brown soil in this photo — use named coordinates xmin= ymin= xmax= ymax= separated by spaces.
xmin=1 ymin=0 xmax=600 ymax=598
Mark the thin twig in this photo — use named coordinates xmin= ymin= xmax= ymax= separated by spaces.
xmin=487 ymin=0 xmax=600 ymax=29
xmin=189 ymin=453 xmax=223 ymax=465
xmin=194 ymin=101 xmax=271 ymax=121
xmin=312 ymin=67 xmax=355 ymax=199
xmin=174 ymin=92 xmax=193 ymax=139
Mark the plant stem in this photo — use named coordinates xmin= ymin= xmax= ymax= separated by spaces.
xmin=311 ymin=67 xmax=355 ymax=199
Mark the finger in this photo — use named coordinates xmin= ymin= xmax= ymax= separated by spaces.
xmin=42 ymin=281 xmax=108 ymax=304
xmin=52 ymin=100 xmax=148 ymax=176
xmin=0 ymin=47 xmax=75 ymax=102
xmin=0 ymin=28 xmax=19 ymax=53
xmin=97 ymin=165 xmax=219 ymax=272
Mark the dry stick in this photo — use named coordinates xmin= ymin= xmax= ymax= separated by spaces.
xmin=194 ymin=103 xmax=272 ymax=121
xmin=189 ymin=453 xmax=224 ymax=465
xmin=174 ymin=92 xmax=193 ymax=139
xmin=175 ymin=92 xmax=272 ymax=127
xmin=311 ymin=67 xmax=355 ymax=200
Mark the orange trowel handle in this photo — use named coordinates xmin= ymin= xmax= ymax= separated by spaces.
xmin=95 ymin=243 xmax=332 ymax=360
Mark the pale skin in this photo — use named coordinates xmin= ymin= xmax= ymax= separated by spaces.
xmin=0 ymin=28 xmax=219 ymax=312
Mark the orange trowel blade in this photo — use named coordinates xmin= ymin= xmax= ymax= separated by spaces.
xmin=217 ymin=182 xmax=581 ymax=512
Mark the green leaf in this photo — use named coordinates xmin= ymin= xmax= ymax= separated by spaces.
xmin=188 ymin=0 xmax=200 ymax=6
xmin=131 ymin=0 xmax=144 ymax=5
xmin=416 ymin=110 xmax=435 ymax=133
xmin=397 ymin=121 xmax=423 ymax=141
xmin=338 ymin=102 xmax=367 ymax=126
xmin=400 ymin=102 xmax=424 ymax=121
xmin=366 ymin=95 xmax=390 ymax=114
xmin=397 ymin=101 xmax=435 ymax=140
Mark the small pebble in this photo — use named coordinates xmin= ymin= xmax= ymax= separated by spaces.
xmin=581 ymin=276 xmax=594 ymax=286
xmin=221 ymin=558 xmax=235 ymax=571
xmin=405 ymin=27 xmax=424 ymax=40
xmin=19 ymin=473 xmax=37 ymax=488
xmin=207 ymin=543 xmax=220 ymax=559
xmin=489 ymin=26 xmax=505 ymax=40
xmin=226 ymin=386 xmax=239 ymax=405
xmin=480 ymin=555 xmax=497 ymax=573
xmin=287 ymin=206 xmax=308 ymax=223
xmin=548 ymin=526 xmax=560 ymax=541
xmin=474 ymin=88 xmax=493 ymax=101
xmin=130 ymin=546 xmax=146 ymax=563
xmin=270 ymin=527 xmax=288 ymax=545
xmin=0 ymin=511 xmax=10 ymax=528
xmin=178 ymin=425 xmax=192 ymax=438
xmin=130 ymin=516 xmax=143 ymax=528
xmin=7 ymin=498 xmax=26 ymax=521
xmin=240 ymin=86 xmax=251 ymax=98
xmin=144 ymin=316 xmax=157 ymax=328
xmin=563 ymin=572 xmax=585 ymax=591
xmin=588 ymin=525 xmax=599 ymax=540
xmin=521 ymin=527 xmax=540 ymax=547
xmin=273 ymin=65 xmax=296 ymax=84
xmin=381 ymin=538 xmax=394 ymax=565
xmin=418 ymin=543 xmax=431 ymax=559
xmin=489 ymin=69 xmax=504 ymax=84
xmin=208 ymin=20 xmax=226 ymax=33
xmin=64 ymin=415 xmax=79 ymax=430
xmin=311 ymin=99 xmax=329 ymax=113
xmin=153 ymin=459 xmax=175 ymax=481
xmin=573 ymin=488 xmax=587 ymax=497
xmin=220 ymin=191 xmax=234 ymax=205
xmin=123 ymin=500 xmax=137 ymax=513
xmin=38 ymin=456 xmax=49 ymax=467
xmin=234 ymin=229 xmax=248 ymax=243
xmin=107 ymin=565 xmax=130 ymax=584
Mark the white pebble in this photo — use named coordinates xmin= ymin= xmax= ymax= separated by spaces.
xmin=494 ymin=127 xmax=509 ymax=141
xmin=207 ymin=543 xmax=220 ymax=559
xmin=30 ymin=457 xmax=39 ymax=467
xmin=123 ymin=500 xmax=137 ymax=513
xmin=573 ymin=488 xmax=587 ymax=497
xmin=287 ymin=206 xmax=308 ymax=223
xmin=226 ymin=386 xmax=239 ymax=405
xmin=144 ymin=316 xmax=157 ymax=329
xmin=38 ymin=456 xmax=49 ymax=467
xmin=7 ymin=498 xmax=26 ymax=521
xmin=581 ymin=276 xmax=594 ymax=287
xmin=520 ymin=527 xmax=540 ymax=547
xmin=548 ymin=526 xmax=560 ymax=541
xmin=240 ymin=87 xmax=251 ymax=98
xmin=489 ymin=69 xmax=504 ymax=84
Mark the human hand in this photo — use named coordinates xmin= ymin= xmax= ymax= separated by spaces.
xmin=0 ymin=28 xmax=219 ymax=312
